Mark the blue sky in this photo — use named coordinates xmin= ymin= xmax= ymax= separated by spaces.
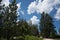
xmin=1 ymin=0 xmax=60 ymax=34
xmin=16 ymin=0 xmax=60 ymax=34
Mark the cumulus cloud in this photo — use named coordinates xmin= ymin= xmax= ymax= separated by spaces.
xmin=27 ymin=0 xmax=60 ymax=14
xmin=1 ymin=0 xmax=10 ymax=7
xmin=29 ymin=16 xmax=39 ymax=25
xmin=27 ymin=1 xmax=37 ymax=14
xmin=54 ymin=8 xmax=60 ymax=20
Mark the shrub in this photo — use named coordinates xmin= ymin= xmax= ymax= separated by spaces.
xmin=25 ymin=35 xmax=42 ymax=40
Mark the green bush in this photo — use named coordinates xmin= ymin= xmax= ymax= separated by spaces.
xmin=25 ymin=35 xmax=42 ymax=40
xmin=0 ymin=35 xmax=43 ymax=40
xmin=11 ymin=36 xmax=25 ymax=40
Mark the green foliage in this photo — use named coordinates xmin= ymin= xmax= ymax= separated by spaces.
xmin=0 ymin=0 xmax=18 ymax=40
xmin=0 ymin=0 xmax=2 ymax=2
xmin=7 ymin=35 xmax=42 ymax=40
xmin=17 ymin=19 xmax=29 ymax=35
xmin=0 ymin=0 xmax=39 ymax=40
xmin=0 ymin=0 xmax=59 ymax=40
xmin=25 ymin=35 xmax=42 ymax=40
xmin=59 ymin=28 xmax=60 ymax=34
xmin=0 ymin=14 xmax=3 ymax=18
xmin=29 ymin=25 xmax=39 ymax=36
xmin=40 ymin=12 xmax=56 ymax=38
xmin=17 ymin=19 xmax=39 ymax=36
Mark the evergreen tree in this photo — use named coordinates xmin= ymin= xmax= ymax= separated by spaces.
xmin=29 ymin=25 xmax=39 ymax=36
xmin=0 ymin=0 xmax=2 ymax=27
xmin=0 ymin=0 xmax=5 ymax=39
xmin=40 ymin=12 xmax=56 ymax=38
xmin=59 ymin=28 xmax=60 ymax=34
xmin=0 ymin=0 xmax=2 ymax=39
xmin=1 ymin=0 xmax=18 ymax=40
xmin=17 ymin=19 xmax=29 ymax=35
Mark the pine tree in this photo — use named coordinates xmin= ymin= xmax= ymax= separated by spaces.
xmin=59 ymin=28 xmax=60 ymax=34
xmin=17 ymin=19 xmax=29 ymax=35
xmin=0 ymin=0 xmax=2 ymax=27
xmin=40 ymin=12 xmax=56 ymax=38
xmin=1 ymin=0 xmax=18 ymax=40
xmin=0 ymin=0 xmax=5 ymax=39
xmin=30 ymin=25 xmax=39 ymax=36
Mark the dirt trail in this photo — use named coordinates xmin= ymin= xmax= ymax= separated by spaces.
xmin=43 ymin=38 xmax=55 ymax=40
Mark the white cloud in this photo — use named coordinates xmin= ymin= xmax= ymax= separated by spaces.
xmin=1 ymin=0 xmax=10 ymax=7
xmin=20 ymin=11 xmax=24 ymax=15
xmin=17 ymin=12 xmax=20 ymax=16
xmin=30 ymin=16 xmax=39 ymax=25
xmin=17 ymin=3 xmax=25 ymax=15
xmin=27 ymin=0 xmax=60 ymax=14
xmin=17 ymin=2 xmax=21 ymax=16
xmin=27 ymin=1 xmax=37 ymax=14
xmin=54 ymin=8 xmax=60 ymax=20
xmin=17 ymin=2 xmax=21 ymax=11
